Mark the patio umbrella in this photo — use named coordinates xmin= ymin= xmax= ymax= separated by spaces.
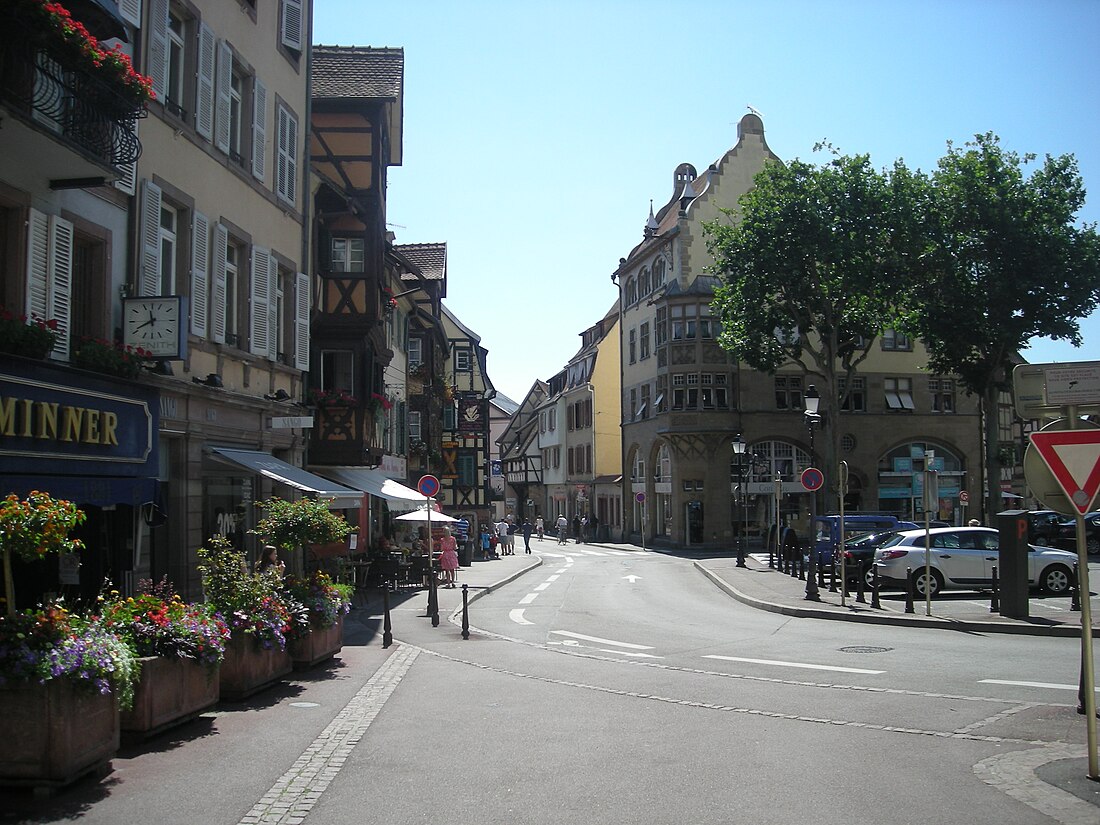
xmin=395 ymin=509 xmax=459 ymax=524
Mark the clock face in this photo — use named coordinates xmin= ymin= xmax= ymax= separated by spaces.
xmin=124 ymin=297 xmax=183 ymax=358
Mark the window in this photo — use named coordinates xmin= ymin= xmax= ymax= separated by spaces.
xmin=628 ymin=388 xmax=637 ymax=422
xmin=626 ymin=277 xmax=637 ymax=306
xmin=158 ymin=203 xmax=178 ymax=294
xmin=628 ymin=328 xmax=636 ymax=364
xmin=640 ymin=322 xmax=650 ymax=360
xmin=548 ymin=408 xmax=556 ymax=431
xmin=163 ymin=7 xmax=188 ymax=118
xmin=24 ymin=209 xmax=74 ymax=360
xmin=632 ymin=452 xmax=645 ymax=483
xmin=882 ymin=328 xmax=911 ymax=351
xmin=408 ymin=410 xmax=421 ymax=441
xmin=455 ymin=348 xmax=472 ymax=372
xmin=653 ymin=257 xmax=666 ymax=288
xmin=443 ymin=403 xmax=457 ymax=430
xmin=331 ymin=237 xmax=365 ymax=272
xmin=655 ymin=307 xmax=667 ymax=346
xmin=321 ymin=350 xmax=354 ymax=393
xmin=457 ymin=453 xmax=476 ymax=486
xmin=929 ymin=378 xmax=955 ymax=413
xmin=839 ymin=376 xmax=867 ymax=412
xmin=227 ymin=67 xmax=244 ymax=163
xmin=671 ymin=304 xmax=697 ymax=340
xmin=639 ymin=383 xmax=650 ymax=419
xmin=774 ymin=374 xmax=803 ymax=410
xmin=407 ymin=336 xmax=422 ymax=367
xmin=639 ymin=267 xmax=650 ymax=297
xmin=224 ymin=239 xmax=241 ymax=345
xmin=276 ymin=102 xmax=298 ymax=206
xmin=885 ymin=377 xmax=915 ymax=410
xmin=699 ymin=304 xmax=716 ymax=339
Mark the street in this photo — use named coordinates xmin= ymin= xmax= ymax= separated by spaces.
xmin=3 ymin=545 xmax=1097 ymax=825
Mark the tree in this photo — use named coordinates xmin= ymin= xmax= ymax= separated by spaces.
xmin=706 ymin=149 xmax=924 ymax=494
xmin=903 ymin=134 xmax=1100 ymax=521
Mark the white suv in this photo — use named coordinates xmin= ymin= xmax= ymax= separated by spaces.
xmin=872 ymin=527 xmax=1077 ymax=598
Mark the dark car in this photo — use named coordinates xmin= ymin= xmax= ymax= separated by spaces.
xmin=1055 ymin=511 xmax=1100 ymax=556
xmin=1025 ymin=510 xmax=1064 ymax=547
xmin=831 ymin=529 xmax=907 ymax=590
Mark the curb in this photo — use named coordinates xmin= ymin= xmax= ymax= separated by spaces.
xmin=694 ymin=562 xmax=1086 ymax=638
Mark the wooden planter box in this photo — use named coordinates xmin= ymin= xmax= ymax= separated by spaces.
xmin=0 ymin=679 xmax=119 ymax=792
xmin=120 ymin=656 xmax=219 ymax=740
xmin=218 ymin=636 xmax=292 ymax=701
xmin=288 ymin=615 xmax=344 ymax=670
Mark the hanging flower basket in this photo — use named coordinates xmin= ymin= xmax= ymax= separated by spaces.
xmin=0 ymin=308 xmax=59 ymax=359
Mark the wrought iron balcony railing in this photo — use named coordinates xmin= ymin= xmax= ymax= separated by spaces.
xmin=0 ymin=38 xmax=143 ymax=171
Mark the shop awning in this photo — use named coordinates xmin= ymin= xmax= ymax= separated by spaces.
xmin=207 ymin=448 xmax=362 ymax=508
xmin=316 ymin=467 xmax=428 ymax=508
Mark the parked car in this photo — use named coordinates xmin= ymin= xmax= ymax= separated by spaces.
xmin=812 ymin=514 xmax=918 ymax=565
xmin=1024 ymin=510 xmax=1065 ymax=547
xmin=872 ymin=527 xmax=1077 ymax=598
xmin=832 ymin=529 xmax=908 ymax=589
xmin=1054 ymin=511 xmax=1100 ymax=556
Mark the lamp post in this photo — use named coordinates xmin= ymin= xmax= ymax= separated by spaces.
xmin=803 ymin=384 xmax=821 ymax=601
xmin=733 ymin=434 xmax=747 ymax=567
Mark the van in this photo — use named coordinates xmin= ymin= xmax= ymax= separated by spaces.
xmin=812 ymin=514 xmax=919 ymax=564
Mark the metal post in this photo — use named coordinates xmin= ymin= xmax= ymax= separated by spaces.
xmin=855 ymin=566 xmax=866 ymax=604
xmin=1071 ymin=562 xmax=1081 ymax=612
xmin=461 ymin=584 xmax=470 ymax=639
xmin=774 ymin=473 xmax=782 ymax=573
xmin=382 ymin=586 xmax=393 ymax=649
xmin=804 ymin=409 xmax=819 ymax=601
xmin=905 ymin=566 xmax=915 ymax=614
xmin=428 ymin=566 xmax=439 ymax=627
xmin=1073 ymin=512 xmax=1098 ymax=779
xmin=839 ymin=461 xmax=848 ymax=606
xmin=989 ymin=565 xmax=999 ymax=613
xmin=870 ymin=564 xmax=881 ymax=610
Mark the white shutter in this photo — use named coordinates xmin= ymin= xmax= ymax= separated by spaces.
xmin=285 ymin=111 xmax=297 ymax=205
xmin=211 ymin=223 xmax=228 ymax=343
xmin=249 ymin=246 xmax=270 ymax=356
xmin=114 ymin=119 xmax=138 ymax=195
xmin=267 ymin=256 xmax=278 ymax=361
xmin=147 ymin=0 xmax=169 ymax=102
xmin=195 ymin=23 xmax=215 ymax=140
xmin=118 ymin=0 xmax=142 ymax=28
xmin=190 ymin=211 xmax=210 ymax=337
xmin=25 ymin=209 xmax=50 ymax=322
xmin=276 ymin=105 xmax=290 ymax=204
xmin=48 ymin=217 xmax=73 ymax=361
xmin=214 ymin=39 xmax=232 ymax=153
xmin=280 ymin=0 xmax=303 ymax=51
xmin=251 ymin=77 xmax=267 ymax=181
xmin=294 ymin=271 xmax=310 ymax=371
xmin=140 ymin=179 xmax=162 ymax=296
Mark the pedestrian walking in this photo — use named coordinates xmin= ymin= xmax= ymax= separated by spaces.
xmin=496 ymin=518 xmax=512 ymax=555
xmin=522 ymin=518 xmax=533 ymax=553
xmin=588 ymin=512 xmax=599 ymax=543
xmin=505 ymin=520 xmax=517 ymax=555
xmin=479 ymin=525 xmax=492 ymax=559
xmin=438 ymin=527 xmax=459 ymax=587
xmin=535 ymin=515 xmax=544 ymax=541
xmin=572 ymin=514 xmax=582 ymax=544
xmin=556 ymin=513 xmax=568 ymax=545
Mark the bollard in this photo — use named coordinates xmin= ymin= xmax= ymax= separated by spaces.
xmin=768 ymin=544 xmax=775 ymax=569
xmin=989 ymin=565 xmax=999 ymax=614
xmin=804 ymin=552 xmax=820 ymax=602
xmin=1071 ymin=562 xmax=1081 ymax=612
xmin=870 ymin=564 xmax=881 ymax=610
xmin=428 ymin=570 xmax=439 ymax=627
xmin=382 ymin=586 xmax=393 ymax=649
xmin=855 ymin=566 xmax=866 ymax=604
xmin=829 ymin=560 xmax=837 ymax=593
xmin=905 ymin=566 xmax=915 ymax=614
xmin=818 ymin=560 xmax=826 ymax=589
xmin=797 ymin=552 xmax=806 ymax=581
xmin=461 ymin=584 xmax=470 ymax=639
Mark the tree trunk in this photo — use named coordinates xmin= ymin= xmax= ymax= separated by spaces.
xmin=982 ymin=383 xmax=1002 ymax=524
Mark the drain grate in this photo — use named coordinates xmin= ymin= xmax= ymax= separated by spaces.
xmin=838 ymin=645 xmax=892 ymax=654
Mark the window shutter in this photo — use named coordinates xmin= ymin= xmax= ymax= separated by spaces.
xmin=214 ymin=39 xmax=232 ymax=152
xmin=276 ymin=105 xmax=297 ymax=206
xmin=294 ymin=271 xmax=309 ymax=371
xmin=211 ymin=223 xmax=228 ymax=343
xmin=140 ymin=179 xmax=162 ymax=296
xmin=266 ymin=257 xmax=278 ymax=361
xmin=25 ymin=209 xmax=50 ymax=325
xmin=147 ymin=0 xmax=168 ymax=102
xmin=251 ymin=77 xmax=267 ymax=181
xmin=190 ymin=211 xmax=210 ymax=337
xmin=249 ymin=246 xmax=270 ymax=356
xmin=280 ymin=0 xmax=303 ymax=51
xmin=118 ymin=0 xmax=142 ymax=28
xmin=48 ymin=217 xmax=73 ymax=361
xmin=195 ymin=23 xmax=215 ymax=140
xmin=114 ymin=119 xmax=138 ymax=195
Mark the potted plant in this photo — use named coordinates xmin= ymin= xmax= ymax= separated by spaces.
xmin=252 ymin=497 xmax=354 ymax=567
xmin=196 ymin=536 xmax=302 ymax=700
xmin=283 ymin=571 xmax=352 ymax=669
xmin=98 ymin=578 xmax=229 ymax=739
xmin=71 ymin=336 xmax=152 ymax=379
xmin=306 ymin=387 xmax=357 ymax=409
xmin=0 ymin=603 xmax=138 ymax=788
xmin=0 ymin=308 xmax=59 ymax=359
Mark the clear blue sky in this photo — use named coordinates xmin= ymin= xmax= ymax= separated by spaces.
xmin=314 ymin=0 xmax=1100 ymax=404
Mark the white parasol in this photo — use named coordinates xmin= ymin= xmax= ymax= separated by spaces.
xmin=395 ymin=508 xmax=459 ymax=524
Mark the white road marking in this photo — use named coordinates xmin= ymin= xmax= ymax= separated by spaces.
xmin=547 ymin=575 xmax=560 ymax=581
xmin=535 ymin=582 xmax=552 ymax=591
xmin=519 ymin=593 xmax=538 ymax=605
xmin=703 ymin=655 xmax=885 ymax=675
xmin=980 ymin=679 xmax=1098 ymax=692
xmin=509 ymin=609 xmax=534 ymax=625
xmin=549 ymin=630 xmax=654 ymax=650
xmin=623 ymin=575 xmax=641 ymax=583
xmin=596 ymin=649 xmax=662 ymax=659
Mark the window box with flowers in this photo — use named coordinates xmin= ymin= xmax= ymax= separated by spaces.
xmin=307 ymin=387 xmax=357 ymax=409
xmin=99 ymin=578 xmax=230 ymax=740
xmin=368 ymin=392 xmax=393 ymax=417
xmin=71 ymin=336 xmax=153 ymax=379
xmin=283 ymin=571 xmax=352 ymax=669
xmin=0 ymin=308 xmax=59 ymax=359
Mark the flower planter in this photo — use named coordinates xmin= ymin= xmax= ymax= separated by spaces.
xmin=0 ymin=679 xmax=118 ymax=792
xmin=120 ymin=656 xmax=219 ymax=741
xmin=288 ymin=615 xmax=344 ymax=670
xmin=218 ymin=635 xmax=292 ymax=701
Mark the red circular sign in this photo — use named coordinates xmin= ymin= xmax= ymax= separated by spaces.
xmin=801 ymin=467 xmax=824 ymax=492
xmin=417 ymin=474 xmax=440 ymax=497
xmin=959 ymin=490 xmax=970 ymax=503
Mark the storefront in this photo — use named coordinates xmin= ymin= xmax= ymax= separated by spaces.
xmin=1 ymin=359 xmax=159 ymax=606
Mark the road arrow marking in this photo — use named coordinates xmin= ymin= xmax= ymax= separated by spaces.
xmin=704 ymin=655 xmax=884 ymax=675
xmin=549 ymin=630 xmax=653 ymax=650
xmin=508 ymin=609 xmax=534 ymax=625
xmin=623 ymin=575 xmax=641 ymax=583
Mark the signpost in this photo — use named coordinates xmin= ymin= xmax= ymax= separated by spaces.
xmin=418 ymin=475 xmax=441 ymax=627
xmin=635 ymin=492 xmax=646 ymax=552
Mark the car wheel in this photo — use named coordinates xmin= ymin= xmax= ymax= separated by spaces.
xmin=1040 ymin=564 xmax=1073 ymax=595
xmin=1088 ymin=536 xmax=1100 ymax=556
xmin=911 ymin=568 xmax=943 ymax=598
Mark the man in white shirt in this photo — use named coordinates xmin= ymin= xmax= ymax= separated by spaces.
xmin=555 ymin=514 xmax=568 ymax=545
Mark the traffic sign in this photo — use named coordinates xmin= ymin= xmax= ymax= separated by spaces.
xmin=1029 ymin=429 xmax=1100 ymax=514
xmin=417 ymin=474 xmax=441 ymax=497
xmin=958 ymin=490 xmax=969 ymax=504
xmin=635 ymin=492 xmax=646 ymax=503
xmin=800 ymin=467 xmax=824 ymax=492
xmin=1013 ymin=361 xmax=1100 ymax=419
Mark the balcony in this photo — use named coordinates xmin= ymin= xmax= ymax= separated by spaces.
xmin=308 ymin=404 xmax=385 ymax=467
xmin=0 ymin=36 xmax=144 ymax=178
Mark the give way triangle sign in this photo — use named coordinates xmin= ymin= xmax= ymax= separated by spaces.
xmin=1029 ymin=429 xmax=1100 ymax=514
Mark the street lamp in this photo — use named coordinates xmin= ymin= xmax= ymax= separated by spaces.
xmin=803 ymin=384 xmax=821 ymax=601
xmin=732 ymin=434 xmax=747 ymax=567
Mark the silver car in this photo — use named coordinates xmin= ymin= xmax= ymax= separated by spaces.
xmin=872 ymin=527 xmax=1077 ymax=598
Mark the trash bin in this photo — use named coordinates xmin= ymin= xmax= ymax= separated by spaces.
xmin=459 ymin=539 xmax=472 ymax=567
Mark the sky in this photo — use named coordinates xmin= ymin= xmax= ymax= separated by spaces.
xmin=313 ymin=0 xmax=1100 ymax=405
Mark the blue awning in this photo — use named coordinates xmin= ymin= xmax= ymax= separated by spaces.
xmin=207 ymin=448 xmax=362 ymax=508
xmin=2 ymin=475 xmax=158 ymax=507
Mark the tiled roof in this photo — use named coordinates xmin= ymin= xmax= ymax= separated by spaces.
xmin=395 ymin=243 xmax=446 ymax=281
xmin=312 ymin=46 xmax=404 ymax=100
